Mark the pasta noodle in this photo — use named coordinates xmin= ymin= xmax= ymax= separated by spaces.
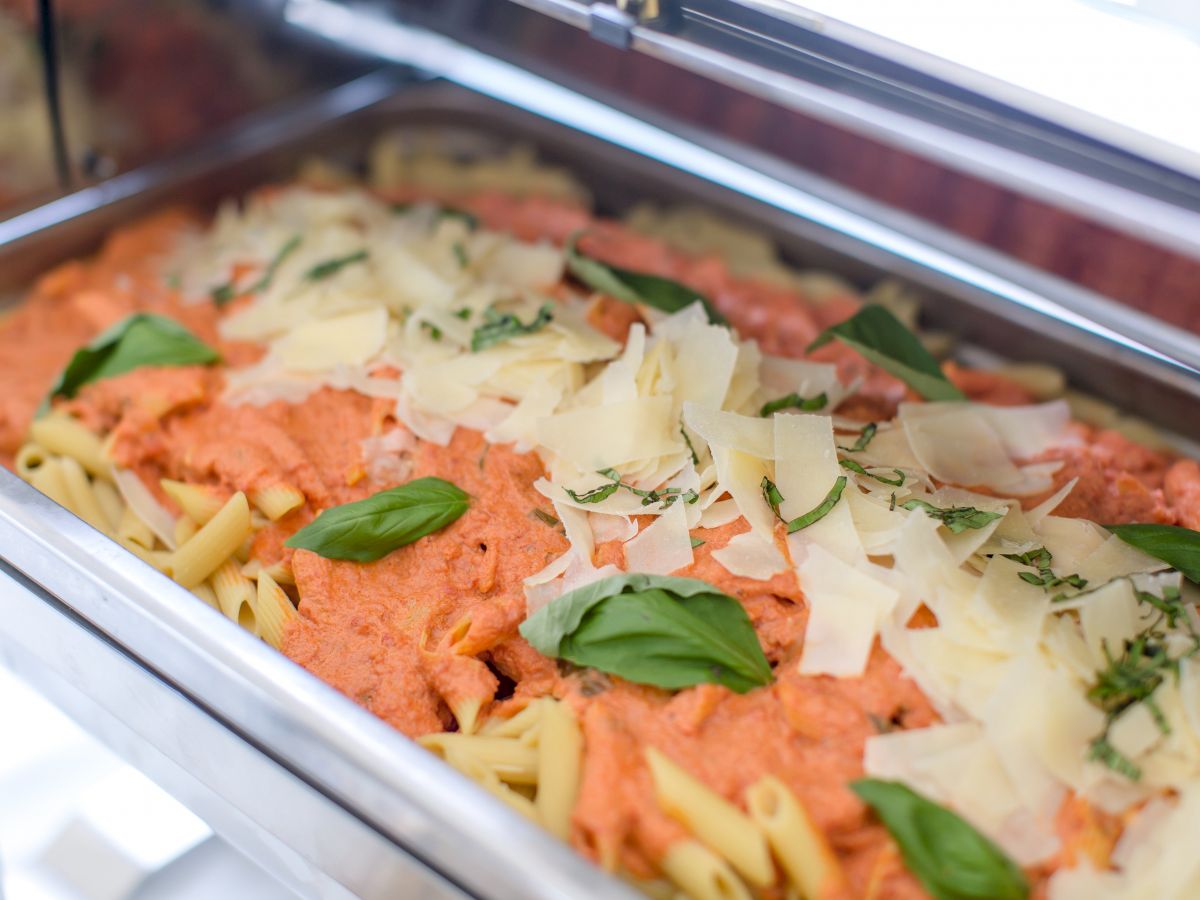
xmin=645 ymin=748 xmax=774 ymax=888
xmin=439 ymin=745 xmax=539 ymax=821
xmin=255 ymin=570 xmax=298 ymax=650
xmin=173 ymin=514 xmax=198 ymax=546
xmin=249 ymin=483 xmax=305 ymax=521
xmin=659 ymin=840 xmax=752 ymax=900
xmin=160 ymin=478 xmax=226 ymax=525
xmin=59 ymin=455 xmax=111 ymax=533
xmin=117 ymin=503 xmax=157 ymax=550
xmin=745 ymin=776 xmax=846 ymax=900
xmin=91 ymin=478 xmax=124 ymax=532
xmin=190 ymin=582 xmax=221 ymax=610
xmin=419 ymin=733 xmax=538 ymax=785
xmin=28 ymin=413 xmax=110 ymax=478
xmin=209 ymin=557 xmax=258 ymax=633
xmin=28 ymin=457 xmax=75 ymax=513
xmin=534 ymin=699 xmax=583 ymax=840
xmin=14 ymin=442 xmax=47 ymax=480
xmin=168 ymin=491 xmax=251 ymax=588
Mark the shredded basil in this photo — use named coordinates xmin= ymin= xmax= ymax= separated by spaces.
xmin=786 ymin=476 xmax=848 ymax=533
xmin=567 ymin=468 xmax=698 ymax=509
xmin=900 ymin=498 xmax=1003 ymax=534
xmin=690 ymin=537 xmax=706 ymax=548
xmin=420 ymin=321 xmax=443 ymax=341
xmin=284 ymin=477 xmax=468 ymax=562
xmin=453 ymin=242 xmax=469 ymax=268
xmin=519 ymin=573 xmax=773 ymax=693
xmin=680 ymin=422 xmax=700 ymax=465
xmin=532 ymin=508 xmax=560 ymax=528
xmin=838 ymin=458 xmax=905 ymax=486
xmin=1104 ymin=523 xmax=1200 ymax=584
xmin=1000 ymin=547 xmax=1086 ymax=592
xmin=42 ymin=313 xmax=220 ymax=414
xmin=211 ymin=235 xmax=301 ymax=306
xmin=808 ymin=306 xmax=964 ymax=402
xmin=851 ymin=779 xmax=1029 ymax=900
xmin=304 ymin=249 xmax=368 ymax=282
xmin=760 ymin=476 xmax=785 ymax=518
xmin=564 ymin=232 xmax=726 ymax=325
xmin=470 ymin=303 xmax=554 ymax=352
xmin=838 ymin=422 xmax=878 ymax=453
xmin=759 ymin=392 xmax=827 ymax=417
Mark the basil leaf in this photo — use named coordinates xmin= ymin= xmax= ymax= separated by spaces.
xmin=690 ymin=537 xmax=706 ymax=548
xmin=284 ymin=477 xmax=468 ymax=562
xmin=901 ymin=499 xmax=1003 ymax=534
xmin=839 ymin=422 xmax=877 ymax=453
xmin=471 ymin=303 xmax=554 ymax=352
xmin=787 ymin=476 xmax=848 ymax=533
xmin=839 ymin=458 xmax=905 ymax=486
xmin=808 ymin=306 xmax=964 ymax=402
xmin=213 ymin=235 xmax=302 ymax=306
xmin=759 ymin=392 xmax=827 ymax=417
xmin=44 ymin=313 xmax=220 ymax=411
xmin=519 ymin=573 xmax=772 ymax=693
xmin=851 ymin=779 xmax=1028 ymax=900
xmin=565 ymin=233 xmax=727 ymax=325
xmin=391 ymin=202 xmax=479 ymax=230
xmin=304 ymin=249 xmax=368 ymax=282
xmin=1104 ymin=523 xmax=1200 ymax=583
xmin=761 ymin=476 xmax=785 ymax=517
xmin=564 ymin=481 xmax=620 ymax=504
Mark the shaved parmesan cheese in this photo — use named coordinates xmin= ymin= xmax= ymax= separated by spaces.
xmin=359 ymin=428 xmax=415 ymax=484
xmin=1074 ymin=534 xmax=1169 ymax=585
xmin=712 ymin=531 xmax=788 ymax=581
xmin=682 ymin=403 xmax=774 ymax=459
xmin=775 ymin=414 xmax=863 ymax=565
xmin=978 ymin=401 xmax=1074 ymax=459
xmin=552 ymin=497 xmax=595 ymax=565
xmin=1037 ymin=516 xmax=1109 ymax=574
xmin=524 ymin=551 xmax=573 ymax=614
xmin=590 ymin=512 xmax=637 ymax=544
xmin=1027 ymin=477 xmax=1078 ymax=527
xmin=112 ymin=468 xmax=177 ymax=549
xmin=796 ymin=545 xmax=897 ymax=677
xmin=479 ymin=240 xmax=563 ymax=288
xmin=899 ymin=403 xmax=1058 ymax=495
xmin=273 ymin=306 xmax=389 ymax=372
xmin=655 ymin=308 xmax=739 ymax=411
xmin=622 ymin=502 xmax=694 ymax=575
xmin=711 ymin=447 xmax=775 ymax=540
xmin=538 ymin=395 xmax=681 ymax=472
xmin=699 ymin=498 xmax=741 ymax=528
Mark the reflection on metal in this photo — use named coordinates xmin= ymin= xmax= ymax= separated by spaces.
xmin=497 ymin=0 xmax=1200 ymax=259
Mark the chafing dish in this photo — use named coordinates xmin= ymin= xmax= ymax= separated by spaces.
xmin=2 ymin=3 xmax=1199 ymax=897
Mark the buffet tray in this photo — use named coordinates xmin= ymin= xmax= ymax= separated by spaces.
xmin=1 ymin=69 xmax=1199 ymax=900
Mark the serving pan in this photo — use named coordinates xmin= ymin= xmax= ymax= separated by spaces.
xmin=1 ymin=62 xmax=1199 ymax=899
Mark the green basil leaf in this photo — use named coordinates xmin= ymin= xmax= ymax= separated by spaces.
xmin=838 ymin=458 xmax=906 ymax=487
xmin=690 ymin=537 xmax=706 ymax=548
xmin=471 ymin=303 xmax=554 ymax=352
xmin=391 ymin=202 xmax=479 ymax=230
xmin=838 ymin=422 xmax=878 ymax=453
xmin=216 ymin=234 xmax=302 ymax=304
xmin=519 ymin=573 xmax=772 ymax=693
xmin=761 ymin=476 xmax=785 ymax=517
xmin=565 ymin=233 xmax=727 ymax=325
xmin=284 ymin=477 xmax=468 ymax=562
xmin=901 ymin=499 xmax=1003 ymax=534
xmin=304 ymin=249 xmax=368 ymax=282
xmin=808 ymin=306 xmax=964 ymax=402
xmin=851 ymin=779 xmax=1029 ymax=900
xmin=44 ymin=313 xmax=220 ymax=411
xmin=1104 ymin=523 xmax=1200 ymax=583
xmin=786 ymin=476 xmax=848 ymax=533
xmin=759 ymin=392 xmax=827 ymax=417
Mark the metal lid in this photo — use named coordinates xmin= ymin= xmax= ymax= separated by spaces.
xmin=421 ymin=0 xmax=1200 ymax=259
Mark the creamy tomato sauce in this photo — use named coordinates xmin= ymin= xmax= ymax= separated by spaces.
xmin=3 ymin=183 xmax=1199 ymax=899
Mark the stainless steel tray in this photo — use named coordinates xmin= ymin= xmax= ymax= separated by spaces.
xmin=1 ymin=67 xmax=1198 ymax=900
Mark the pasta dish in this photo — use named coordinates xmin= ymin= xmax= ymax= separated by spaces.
xmin=3 ymin=138 xmax=1200 ymax=900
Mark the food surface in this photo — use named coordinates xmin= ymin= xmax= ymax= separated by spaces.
xmin=4 ymin=140 xmax=1200 ymax=900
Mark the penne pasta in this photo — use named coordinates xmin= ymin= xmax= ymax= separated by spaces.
xmin=452 ymin=697 xmax=483 ymax=736
xmin=249 ymin=482 xmax=305 ymax=521
xmin=660 ymin=840 xmax=752 ymax=900
xmin=29 ymin=413 xmax=110 ymax=478
xmin=645 ymin=747 xmax=774 ymax=888
xmin=440 ymin=746 xmax=539 ymax=822
xmin=117 ymin=503 xmax=157 ymax=550
xmin=91 ymin=478 xmax=124 ymax=532
xmin=174 ymin=515 xmax=199 ymax=546
xmin=190 ymin=582 xmax=221 ymax=610
xmin=59 ymin=456 xmax=111 ymax=533
xmin=29 ymin=457 xmax=77 ymax=514
xmin=479 ymin=702 xmax=544 ymax=743
xmin=535 ymin=699 xmax=583 ymax=840
xmin=746 ymin=776 xmax=846 ymax=900
xmin=14 ymin=442 xmax=48 ymax=480
xmin=256 ymin=570 xmax=299 ymax=649
xmin=168 ymin=491 xmax=251 ymax=588
xmin=209 ymin=557 xmax=258 ymax=633
xmin=420 ymin=733 xmax=539 ymax=785
xmin=160 ymin=478 xmax=227 ymax=525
